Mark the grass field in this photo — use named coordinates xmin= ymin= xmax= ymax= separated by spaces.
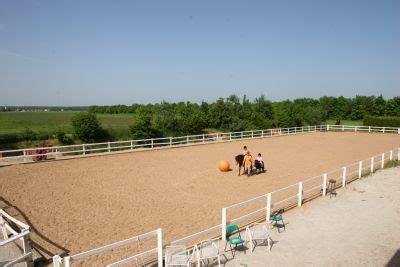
xmin=0 ymin=111 xmax=133 ymax=135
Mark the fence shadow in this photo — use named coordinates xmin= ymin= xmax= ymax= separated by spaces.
xmin=0 ymin=196 xmax=70 ymax=265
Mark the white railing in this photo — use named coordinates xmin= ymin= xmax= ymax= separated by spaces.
xmin=0 ymin=209 xmax=33 ymax=267
xmin=221 ymin=147 xmax=400 ymax=240
xmin=0 ymin=125 xmax=322 ymax=166
xmin=52 ymin=229 xmax=162 ymax=267
xmin=2 ymin=125 xmax=398 ymax=166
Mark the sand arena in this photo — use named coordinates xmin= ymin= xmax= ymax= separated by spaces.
xmin=0 ymin=131 xmax=399 ymax=264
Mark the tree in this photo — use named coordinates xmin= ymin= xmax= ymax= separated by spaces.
xmin=71 ymin=112 xmax=106 ymax=142
xmin=385 ymin=97 xmax=400 ymax=116
xmin=129 ymin=112 xmax=160 ymax=139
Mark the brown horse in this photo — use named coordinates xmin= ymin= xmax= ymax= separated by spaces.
xmin=235 ymin=154 xmax=245 ymax=176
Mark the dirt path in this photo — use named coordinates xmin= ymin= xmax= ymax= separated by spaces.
xmin=0 ymin=132 xmax=399 ymax=263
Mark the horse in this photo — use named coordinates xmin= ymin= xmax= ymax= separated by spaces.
xmin=235 ymin=154 xmax=245 ymax=176
xmin=254 ymin=160 xmax=264 ymax=174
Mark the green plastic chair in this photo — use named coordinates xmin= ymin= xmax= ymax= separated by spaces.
xmin=224 ymin=224 xmax=246 ymax=258
xmin=270 ymin=209 xmax=285 ymax=233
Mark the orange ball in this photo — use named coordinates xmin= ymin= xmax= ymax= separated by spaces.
xmin=218 ymin=160 xmax=230 ymax=172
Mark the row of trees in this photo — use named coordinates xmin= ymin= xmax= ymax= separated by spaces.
xmin=78 ymin=95 xmax=399 ymax=141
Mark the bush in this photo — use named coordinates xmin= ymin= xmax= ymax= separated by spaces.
xmin=363 ymin=115 xmax=400 ymax=127
xmin=71 ymin=112 xmax=109 ymax=142
xmin=56 ymin=130 xmax=74 ymax=145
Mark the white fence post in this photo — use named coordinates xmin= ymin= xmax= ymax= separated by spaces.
xmin=251 ymin=131 xmax=254 ymax=138
xmin=52 ymin=255 xmax=62 ymax=267
xmin=261 ymin=130 xmax=264 ymax=137
xmin=322 ymin=173 xmax=327 ymax=196
xmin=342 ymin=167 xmax=347 ymax=188
xmin=229 ymin=132 xmax=232 ymax=141
xmin=130 ymin=140 xmax=133 ymax=150
xmin=266 ymin=193 xmax=271 ymax=222
xmin=202 ymin=134 xmax=205 ymax=143
xmin=383 ymin=127 xmax=385 ymax=133
xmin=342 ymin=125 xmax=344 ymax=131
xmin=369 ymin=126 xmax=371 ymax=133
xmin=241 ymin=132 xmax=243 ymax=139
xmin=381 ymin=153 xmax=385 ymax=168
xmin=151 ymin=139 xmax=154 ymax=148
xmin=23 ymin=150 xmax=27 ymax=163
xmin=221 ymin=208 xmax=227 ymax=240
xmin=170 ymin=137 xmax=172 ymax=146
xmin=390 ymin=150 xmax=393 ymax=161
xmin=327 ymin=125 xmax=330 ymax=131
xmin=370 ymin=157 xmax=374 ymax=173
xmin=186 ymin=136 xmax=189 ymax=144
xmin=157 ymin=228 xmax=163 ymax=267
xmin=64 ymin=256 xmax=71 ymax=267
xmin=358 ymin=161 xmax=362 ymax=178
xmin=298 ymin=182 xmax=303 ymax=206
xmin=82 ymin=144 xmax=86 ymax=155
xmin=108 ymin=142 xmax=111 ymax=152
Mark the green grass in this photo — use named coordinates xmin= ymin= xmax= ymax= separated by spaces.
xmin=325 ymin=120 xmax=363 ymax=126
xmin=0 ymin=111 xmax=134 ymax=135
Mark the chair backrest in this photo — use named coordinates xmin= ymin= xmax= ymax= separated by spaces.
xmin=271 ymin=209 xmax=284 ymax=217
xmin=199 ymin=239 xmax=219 ymax=259
xmin=165 ymin=245 xmax=187 ymax=264
xmin=251 ymin=223 xmax=269 ymax=240
xmin=226 ymin=224 xmax=239 ymax=238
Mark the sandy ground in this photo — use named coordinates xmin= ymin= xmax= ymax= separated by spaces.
xmin=227 ymin=166 xmax=400 ymax=267
xmin=0 ymin=132 xmax=399 ymax=264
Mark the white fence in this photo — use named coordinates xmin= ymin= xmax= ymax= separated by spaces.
xmin=0 ymin=126 xmax=322 ymax=166
xmin=221 ymin=147 xmax=400 ymax=240
xmin=53 ymin=229 xmax=163 ymax=267
xmin=1 ymin=124 xmax=399 ymax=166
xmin=0 ymin=209 xmax=33 ymax=267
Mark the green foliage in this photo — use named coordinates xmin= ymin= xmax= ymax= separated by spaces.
xmin=129 ymin=112 xmax=161 ymax=139
xmin=363 ymin=115 xmax=400 ymax=127
xmin=1 ymin=95 xmax=400 ymax=149
xmin=71 ymin=112 xmax=109 ymax=142
xmin=56 ymin=130 xmax=74 ymax=145
xmin=384 ymin=160 xmax=400 ymax=169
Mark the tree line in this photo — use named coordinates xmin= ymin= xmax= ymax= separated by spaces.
xmin=86 ymin=95 xmax=400 ymax=140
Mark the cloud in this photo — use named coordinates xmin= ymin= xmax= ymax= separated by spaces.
xmin=0 ymin=50 xmax=48 ymax=63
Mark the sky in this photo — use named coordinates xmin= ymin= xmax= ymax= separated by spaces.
xmin=0 ymin=0 xmax=399 ymax=106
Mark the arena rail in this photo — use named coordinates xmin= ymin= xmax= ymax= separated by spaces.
xmin=52 ymin=229 xmax=162 ymax=267
xmin=221 ymin=147 xmax=400 ymax=240
xmin=1 ymin=125 xmax=398 ymax=166
xmin=0 ymin=209 xmax=33 ymax=267
xmin=0 ymin=125 xmax=323 ymax=166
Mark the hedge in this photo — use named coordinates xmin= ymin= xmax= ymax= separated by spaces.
xmin=363 ymin=115 xmax=400 ymax=127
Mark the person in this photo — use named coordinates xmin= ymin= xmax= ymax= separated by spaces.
xmin=255 ymin=153 xmax=265 ymax=173
xmin=242 ymin=146 xmax=250 ymax=156
xmin=243 ymin=151 xmax=253 ymax=177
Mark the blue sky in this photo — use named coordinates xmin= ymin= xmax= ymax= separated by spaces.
xmin=0 ymin=0 xmax=399 ymax=106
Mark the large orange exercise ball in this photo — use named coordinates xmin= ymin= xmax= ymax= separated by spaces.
xmin=219 ymin=160 xmax=230 ymax=172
